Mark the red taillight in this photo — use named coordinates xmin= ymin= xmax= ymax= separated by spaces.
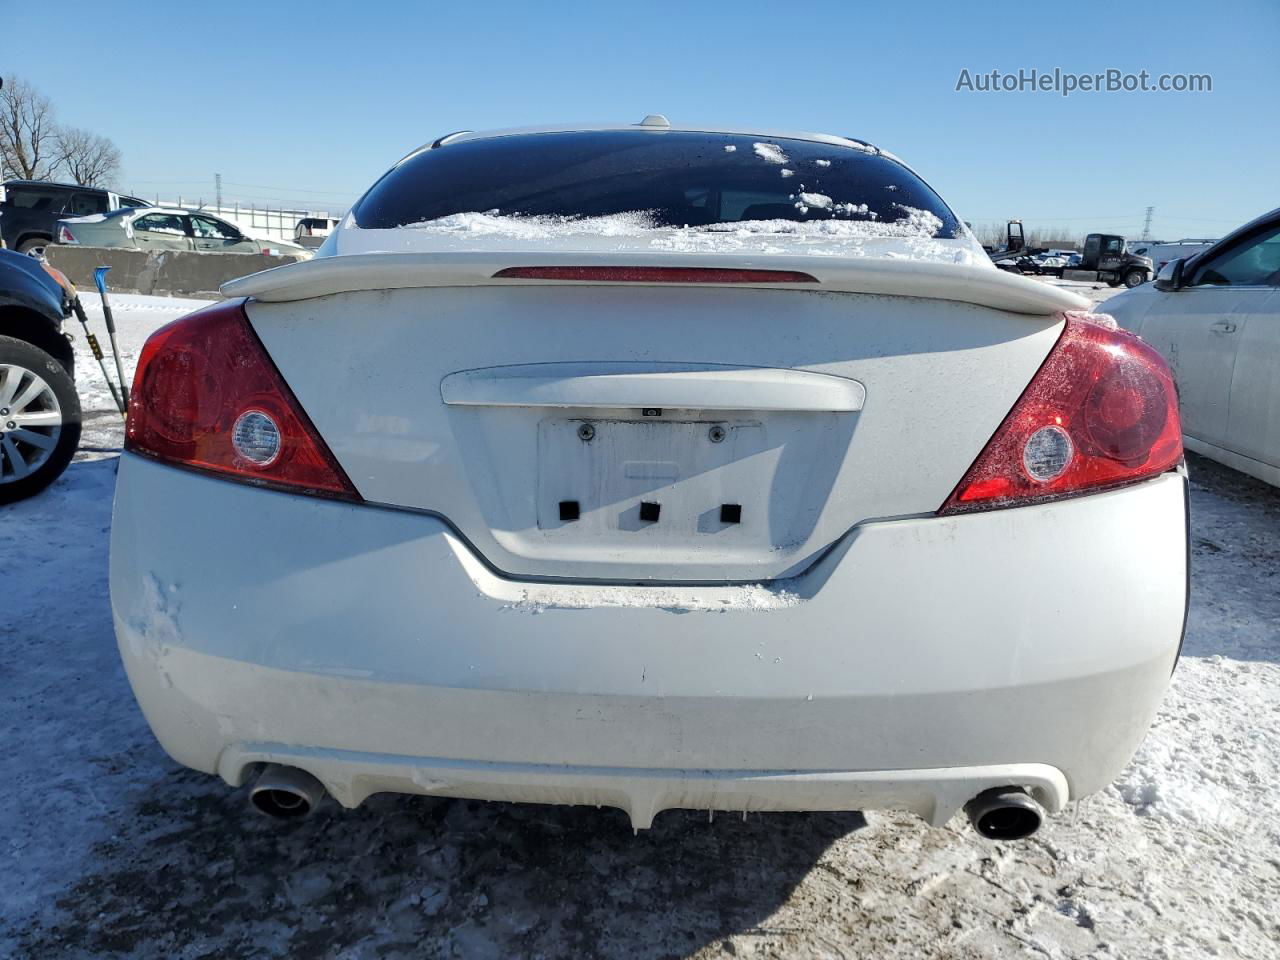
xmin=493 ymin=266 xmax=818 ymax=283
xmin=57 ymin=225 xmax=78 ymax=244
xmin=125 ymin=299 xmax=360 ymax=500
xmin=940 ymin=316 xmax=1182 ymax=514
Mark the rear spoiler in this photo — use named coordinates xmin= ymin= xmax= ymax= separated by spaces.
xmin=222 ymin=252 xmax=1091 ymax=316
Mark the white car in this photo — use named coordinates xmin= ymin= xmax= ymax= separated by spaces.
xmin=1107 ymin=209 xmax=1280 ymax=488
xmin=111 ymin=121 xmax=1188 ymax=840
xmin=293 ymin=216 xmax=342 ymax=250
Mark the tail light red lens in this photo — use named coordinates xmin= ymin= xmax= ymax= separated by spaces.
xmin=940 ymin=316 xmax=1182 ymax=514
xmin=57 ymin=225 xmax=78 ymax=244
xmin=125 ymin=299 xmax=360 ymax=500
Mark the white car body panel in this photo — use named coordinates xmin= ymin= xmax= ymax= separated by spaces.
xmin=245 ymin=287 xmax=1064 ymax=581
xmin=1122 ymin=285 xmax=1242 ymax=446
xmin=111 ymin=455 xmax=1185 ymax=829
xmin=1224 ymin=288 xmax=1280 ymax=468
xmin=1108 ymin=251 xmax=1279 ymax=486
xmin=1183 ymin=435 xmax=1280 ymax=487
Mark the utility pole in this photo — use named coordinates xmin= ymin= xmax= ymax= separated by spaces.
xmin=215 ymin=172 xmax=223 ymax=211
xmin=1141 ymin=206 xmax=1154 ymax=241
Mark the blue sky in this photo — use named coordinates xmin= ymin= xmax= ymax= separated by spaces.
xmin=4 ymin=0 xmax=1276 ymax=240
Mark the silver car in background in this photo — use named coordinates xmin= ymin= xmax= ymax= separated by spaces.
xmin=55 ymin=206 xmax=312 ymax=260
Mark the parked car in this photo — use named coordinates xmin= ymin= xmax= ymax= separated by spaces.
xmin=1128 ymin=239 xmax=1217 ymax=274
xmin=111 ymin=122 xmax=1188 ymax=840
xmin=0 ymin=180 xmax=147 ymax=256
xmin=1039 ymin=248 xmax=1077 ymax=264
xmin=1106 ymin=208 xmax=1279 ymax=487
xmin=0 ymin=248 xmax=81 ymax=501
xmin=55 ymin=206 xmax=312 ymax=259
xmin=293 ymin=216 xmax=342 ymax=249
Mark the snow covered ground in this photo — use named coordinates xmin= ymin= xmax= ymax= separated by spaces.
xmin=2 ymin=291 xmax=1277 ymax=959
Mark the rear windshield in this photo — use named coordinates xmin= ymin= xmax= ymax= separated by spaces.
xmin=352 ymin=131 xmax=960 ymax=238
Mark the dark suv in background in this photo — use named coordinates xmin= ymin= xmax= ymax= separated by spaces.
xmin=0 ymin=247 xmax=81 ymax=501
xmin=0 ymin=181 xmax=147 ymax=256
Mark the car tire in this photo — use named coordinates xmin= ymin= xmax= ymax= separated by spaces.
xmin=16 ymin=237 xmax=50 ymax=258
xmin=1123 ymin=270 xmax=1146 ymax=288
xmin=0 ymin=335 xmax=82 ymax=504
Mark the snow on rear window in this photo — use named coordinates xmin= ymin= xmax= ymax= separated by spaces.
xmin=404 ymin=210 xmax=660 ymax=238
xmin=796 ymin=192 xmax=833 ymax=212
xmin=353 ymin=130 xmax=960 ymax=238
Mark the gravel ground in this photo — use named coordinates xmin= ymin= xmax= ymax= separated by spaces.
xmin=1 ymin=291 xmax=1277 ymax=959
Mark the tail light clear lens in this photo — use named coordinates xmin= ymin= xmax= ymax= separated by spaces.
xmin=940 ymin=316 xmax=1182 ymax=514
xmin=125 ymin=299 xmax=359 ymax=500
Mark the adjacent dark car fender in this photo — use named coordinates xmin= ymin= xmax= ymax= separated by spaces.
xmin=0 ymin=247 xmax=75 ymax=373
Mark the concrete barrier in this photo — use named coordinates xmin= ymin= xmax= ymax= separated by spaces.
xmin=46 ymin=246 xmax=299 ymax=298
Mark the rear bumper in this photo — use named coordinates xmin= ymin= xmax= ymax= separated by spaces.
xmin=110 ymin=455 xmax=1188 ymax=828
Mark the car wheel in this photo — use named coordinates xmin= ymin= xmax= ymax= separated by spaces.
xmin=1123 ymin=270 xmax=1146 ymax=288
xmin=16 ymin=238 xmax=49 ymax=258
xmin=0 ymin=335 xmax=82 ymax=504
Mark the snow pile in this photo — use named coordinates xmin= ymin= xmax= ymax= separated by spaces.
xmin=795 ymin=192 xmax=834 ymax=211
xmin=659 ymin=209 xmax=944 ymax=243
xmin=398 ymin=208 xmax=946 ymax=245
xmin=1112 ymin=721 xmax=1248 ymax=828
xmin=752 ymin=142 xmax=789 ymax=164
xmin=351 ymin=205 xmax=964 ymax=262
xmin=406 ymin=210 xmax=659 ymax=238
xmin=790 ymin=193 xmax=872 ymax=218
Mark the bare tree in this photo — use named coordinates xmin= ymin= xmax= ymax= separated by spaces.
xmin=56 ymin=125 xmax=121 ymax=187
xmin=0 ymin=75 xmax=61 ymax=180
xmin=1027 ymin=226 xmax=1082 ymax=250
xmin=972 ymin=221 xmax=1011 ymax=249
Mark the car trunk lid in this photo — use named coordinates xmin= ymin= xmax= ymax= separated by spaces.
xmin=244 ymin=258 xmax=1069 ymax=582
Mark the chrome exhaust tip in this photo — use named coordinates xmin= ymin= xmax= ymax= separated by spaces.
xmin=249 ymin=764 xmax=326 ymax=820
xmin=965 ymin=787 xmax=1044 ymax=840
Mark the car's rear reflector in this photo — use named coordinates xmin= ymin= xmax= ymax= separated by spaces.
xmin=939 ymin=315 xmax=1183 ymax=514
xmin=125 ymin=299 xmax=359 ymax=500
xmin=492 ymin=266 xmax=819 ymax=284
